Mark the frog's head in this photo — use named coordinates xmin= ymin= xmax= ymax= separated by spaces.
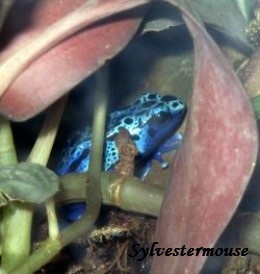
xmin=130 ymin=93 xmax=186 ymax=155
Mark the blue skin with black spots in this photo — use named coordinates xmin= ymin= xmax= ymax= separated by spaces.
xmin=56 ymin=92 xmax=186 ymax=222
xmin=57 ymin=92 xmax=186 ymax=175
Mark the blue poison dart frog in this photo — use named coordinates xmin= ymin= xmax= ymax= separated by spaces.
xmin=56 ymin=92 xmax=186 ymax=223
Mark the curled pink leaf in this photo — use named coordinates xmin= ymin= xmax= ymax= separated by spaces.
xmin=0 ymin=0 xmax=150 ymax=120
xmin=152 ymin=2 xmax=258 ymax=273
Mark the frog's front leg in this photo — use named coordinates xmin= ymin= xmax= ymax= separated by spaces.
xmin=138 ymin=132 xmax=183 ymax=179
xmin=153 ymin=132 xmax=182 ymax=167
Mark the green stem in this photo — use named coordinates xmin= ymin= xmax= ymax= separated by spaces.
xmin=0 ymin=115 xmax=17 ymax=165
xmin=61 ymin=65 xmax=109 ymax=246
xmin=2 ymin=203 xmax=33 ymax=272
xmin=0 ymin=116 xmax=32 ymax=271
xmin=27 ymin=96 xmax=67 ymax=165
xmin=9 ymin=66 xmax=109 ymax=272
xmin=1 ymin=97 xmax=67 ymax=272
xmin=9 ymin=238 xmax=61 ymax=274
xmin=58 ymin=172 xmax=164 ymax=217
xmin=27 ymin=96 xmax=67 ymax=241
xmin=46 ymin=199 xmax=59 ymax=240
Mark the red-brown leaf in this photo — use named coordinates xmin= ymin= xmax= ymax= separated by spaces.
xmin=152 ymin=4 xmax=258 ymax=274
xmin=0 ymin=0 xmax=149 ymax=120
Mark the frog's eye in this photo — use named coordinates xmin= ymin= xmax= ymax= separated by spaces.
xmin=150 ymin=112 xmax=171 ymax=124
xmin=142 ymin=101 xmax=156 ymax=108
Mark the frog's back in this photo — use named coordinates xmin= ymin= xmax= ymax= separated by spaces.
xmin=106 ymin=93 xmax=185 ymax=155
xmin=56 ymin=92 xmax=186 ymax=176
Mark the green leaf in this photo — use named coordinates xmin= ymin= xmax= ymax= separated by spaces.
xmin=142 ymin=0 xmax=253 ymax=50
xmin=142 ymin=1 xmax=183 ymax=34
xmin=0 ymin=162 xmax=59 ymax=204
xmin=188 ymin=0 xmax=252 ymax=48
xmin=236 ymin=0 xmax=252 ymax=20
xmin=251 ymin=95 xmax=260 ymax=119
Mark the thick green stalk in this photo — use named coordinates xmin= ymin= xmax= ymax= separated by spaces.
xmin=0 ymin=116 xmax=17 ymax=165
xmin=27 ymin=96 xmax=67 ymax=240
xmin=60 ymin=65 xmax=108 ymax=246
xmin=58 ymin=172 xmax=164 ymax=217
xmin=9 ymin=238 xmax=61 ymax=274
xmin=1 ymin=202 xmax=33 ymax=271
xmin=9 ymin=66 xmax=109 ymax=272
xmin=0 ymin=115 xmax=32 ymax=271
xmin=1 ymin=96 xmax=66 ymax=273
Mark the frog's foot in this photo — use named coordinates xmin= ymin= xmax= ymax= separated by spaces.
xmin=152 ymin=132 xmax=183 ymax=167
xmin=137 ymin=133 xmax=183 ymax=179
xmin=153 ymin=152 xmax=169 ymax=169
xmin=137 ymin=154 xmax=168 ymax=180
xmin=58 ymin=202 xmax=87 ymax=227
xmin=137 ymin=160 xmax=152 ymax=180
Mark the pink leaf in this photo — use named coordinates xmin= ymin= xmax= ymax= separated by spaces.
xmin=152 ymin=4 xmax=258 ymax=274
xmin=0 ymin=0 xmax=149 ymax=120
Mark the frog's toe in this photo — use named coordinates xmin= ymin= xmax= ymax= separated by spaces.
xmin=136 ymin=160 xmax=152 ymax=180
xmin=153 ymin=152 xmax=169 ymax=169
